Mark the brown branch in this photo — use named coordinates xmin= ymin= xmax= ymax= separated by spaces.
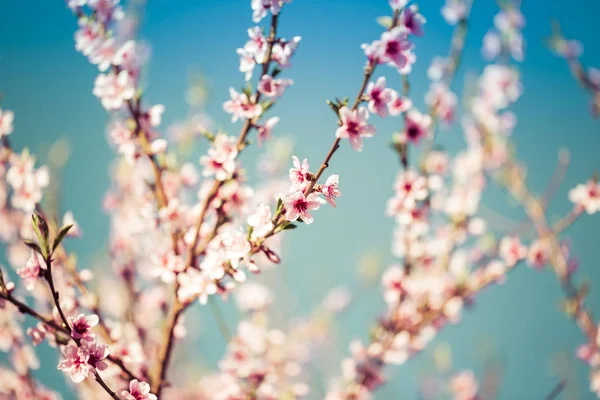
xmin=41 ymin=255 xmax=123 ymax=399
xmin=149 ymin=12 xmax=282 ymax=397
xmin=545 ymin=379 xmax=567 ymax=400
xmin=0 ymin=291 xmax=68 ymax=335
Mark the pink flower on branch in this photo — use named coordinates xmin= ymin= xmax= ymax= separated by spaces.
xmin=223 ymin=88 xmax=263 ymax=122
xmin=247 ymin=203 xmax=274 ymax=240
xmin=57 ymin=345 xmax=91 ymax=383
xmin=17 ymin=252 xmax=43 ymax=291
xmin=122 ymin=379 xmax=157 ymax=400
xmin=200 ymin=134 xmax=239 ymax=181
xmin=0 ymin=107 xmax=14 ymax=137
xmin=335 ymin=106 xmax=376 ymax=152
xmin=402 ymin=109 xmax=432 ymax=144
xmin=282 ymin=191 xmax=325 ymax=224
xmin=93 ymin=70 xmax=136 ymax=111
xmin=400 ymin=5 xmax=426 ymax=37
xmin=365 ymin=76 xmax=395 ymax=117
xmin=289 ymin=155 xmax=312 ymax=191
xmin=321 ymin=174 xmax=341 ymax=207
xmin=258 ymin=75 xmax=294 ymax=98
xmin=68 ymin=314 xmax=99 ymax=342
xmin=569 ymin=179 xmax=600 ymax=214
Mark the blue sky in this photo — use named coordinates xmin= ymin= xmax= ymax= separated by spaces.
xmin=1 ymin=0 xmax=600 ymax=398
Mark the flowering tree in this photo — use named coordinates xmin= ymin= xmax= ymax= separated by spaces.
xmin=0 ymin=0 xmax=598 ymax=399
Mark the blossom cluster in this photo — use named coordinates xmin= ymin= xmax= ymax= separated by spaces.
xmin=0 ymin=0 xmax=598 ymax=399
xmin=578 ymin=326 xmax=600 ymax=397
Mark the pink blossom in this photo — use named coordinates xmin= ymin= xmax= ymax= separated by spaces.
xmin=88 ymin=0 xmax=124 ymax=23
xmin=251 ymin=0 xmax=290 ymax=23
xmin=62 ymin=211 xmax=82 ymax=238
xmin=223 ymin=88 xmax=263 ymax=122
xmin=6 ymin=150 xmax=36 ymax=189
xmin=93 ymin=70 xmax=135 ymax=110
xmin=17 ymin=253 xmax=44 ymax=292
xmin=388 ymin=92 xmax=413 ymax=116
xmin=247 ymin=203 xmax=274 ymax=240
xmin=379 ymin=26 xmax=413 ymax=70
xmin=365 ymin=77 xmax=395 ymax=117
xmin=27 ymin=323 xmax=48 ymax=346
xmin=382 ymin=265 xmax=406 ymax=304
xmin=235 ymin=282 xmax=273 ymax=312
xmin=257 ymin=116 xmax=280 ymax=145
xmin=122 ymin=379 xmax=157 ymax=400
xmin=113 ymin=40 xmax=140 ymax=73
xmin=200 ymin=134 xmax=239 ymax=181
xmin=237 ymin=47 xmax=257 ymax=81
xmin=180 ymin=163 xmax=199 ymax=186
xmin=207 ymin=229 xmax=251 ymax=269
xmin=389 ymin=0 xmax=408 ymax=10
xmin=89 ymin=37 xmax=117 ymax=71
xmin=401 ymin=5 xmax=426 ymax=36
xmin=402 ymin=109 xmax=432 ymax=144
xmin=177 ymin=269 xmax=217 ymax=305
xmin=426 ymin=82 xmax=457 ymax=124
xmin=480 ymin=65 xmax=522 ymax=110
xmin=84 ymin=341 xmax=109 ymax=371
xmin=271 ymin=36 xmax=301 ymax=68
xmin=0 ymin=107 xmax=14 ymax=137
xmin=592 ymin=370 xmax=600 ymax=397
xmin=11 ymin=174 xmax=47 ymax=212
xmin=442 ymin=0 xmax=468 ymax=25
xmin=282 ymin=191 xmax=325 ymax=224
xmin=569 ymin=180 xmax=600 ymax=214
xmin=321 ymin=174 xmax=341 ymax=207
xmin=68 ymin=314 xmax=99 ymax=341
xmin=218 ymin=179 xmax=254 ymax=215
xmin=527 ymin=240 xmax=550 ymax=269
xmin=57 ymin=344 xmax=91 ymax=383
xmin=158 ymin=198 xmax=185 ymax=230
xmin=244 ymin=27 xmax=268 ymax=64
xmin=74 ymin=20 xmax=102 ymax=56
xmin=335 ymin=106 xmax=376 ymax=152
xmin=12 ymin=344 xmax=40 ymax=375
xmin=258 ymin=75 xmax=294 ymax=98
xmin=499 ymin=236 xmax=527 ymax=267
xmin=150 ymin=251 xmax=185 ymax=283
xmin=391 ymin=169 xmax=428 ymax=209
xmin=423 ymin=150 xmax=449 ymax=175
xmin=428 ymin=56 xmax=448 ymax=81
xmin=140 ymin=104 xmax=166 ymax=132
xmin=289 ymin=155 xmax=311 ymax=191
xmin=449 ymin=370 xmax=479 ymax=400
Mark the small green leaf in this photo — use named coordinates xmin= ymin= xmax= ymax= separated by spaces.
xmin=31 ymin=214 xmax=46 ymax=244
xmin=376 ymin=16 xmax=393 ymax=29
xmin=52 ymin=224 xmax=74 ymax=253
xmin=242 ymin=82 xmax=253 ymax=98
xmin=261 ymin=100 xmax=274 ymax=113
xmin=24 ymin=239 xmax=43 ymax=255
xmin=275 ymin=198 xmax=284 ymax=214
xmin=326 ymin=99 xmax=340 ymax=115
xmin=282 ymin=223 xmax=297 ymax=230
xmin=271 ymin=67 xmax=282 ymax=78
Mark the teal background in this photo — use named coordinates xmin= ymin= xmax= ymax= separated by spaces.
xmin=1 ymin=0 xmax=600 ymax=398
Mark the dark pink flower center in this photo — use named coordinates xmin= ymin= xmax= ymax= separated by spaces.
xmin=406 ymin=123 xmax=421 ymax=140
xmin=73 ymin=321 xmax=89 ymax=335
xmin=346 ymin=120 xmax=360 ymax=135
xmin=293 ymin=199 xmax=308 ymax=213
xmin=386 ymin=40 xmax=400 ymax=55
